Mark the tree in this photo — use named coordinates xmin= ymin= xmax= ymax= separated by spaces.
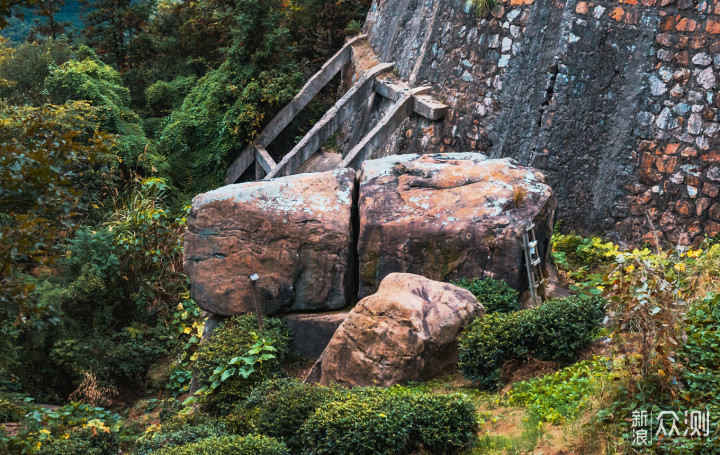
xmin=0 ymin=102 xmax=117 ymax=354
xmin=44 ymin=48 xmax=158 ymax=172
xmin=79 ymin=0 xmax=153 ymax=67
xmin=29 ymin=0 xmax=70 ymax=39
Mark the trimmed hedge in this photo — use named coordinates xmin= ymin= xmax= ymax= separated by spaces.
xmin=299 ymin=387 xmax=477 ymax=455
xmin=453 ymin=277 xmax=519 ymax=313
xmin=251 ymin=380 xmax=346 ymax=452
xmin=132 ymin=417 xmax=227 ymax=455
xmin=459 ymin=295 xmax=605 ymax=390
xmin=152 ymin=434 xmax=289 ymax=455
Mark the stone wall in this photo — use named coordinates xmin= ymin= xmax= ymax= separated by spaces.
xmin=354 ymin=0 xmax=720 ymax=245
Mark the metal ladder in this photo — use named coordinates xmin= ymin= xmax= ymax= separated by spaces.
xmin=522 ymin=223 xmax=546 ymax=306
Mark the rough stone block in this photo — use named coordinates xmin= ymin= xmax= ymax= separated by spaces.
xmin=284 ymin=311 xmax=350 ymax=360
xmin=356 ymin=153 xmax=557 ymax=298
xmin=184 ymin=169 xmax=356 ymax=316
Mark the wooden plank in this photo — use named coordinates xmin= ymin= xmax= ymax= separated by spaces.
xmin=266 ymin=62 xmax=395 ymax=179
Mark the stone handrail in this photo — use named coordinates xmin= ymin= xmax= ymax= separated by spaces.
xmin=225 ymin=35 xmax=448 ymax=185
xmin=265 ymin=62 xmax=395 ymax=179
xmin=226 ymin=34 xmax=367 ymax=184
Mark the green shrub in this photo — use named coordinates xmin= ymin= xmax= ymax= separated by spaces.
xmin=551 ymin=234 xmax=618 ymax=268
xmin=132 ymin=417 xmax=227 ymax=455
xmin=453 ymin=277 xmax=519 ymax=313
xmin=0 ymin=393 xmax=30 ymax=423
xmin=300 ymin=387 xmax=477 ymax=455
xmin=525 ymin=296 xmax=606 ymax=362
xmin=35 ymin=428 xmax=121 ymax=455
xmin=250 ymin=379 xmax=346 ymax=451
xmin=459 ymin=296 xmax=605 ymax=390
xmin=152 ymin=434 xmax=289 ymax=455
xmin=194 ymin=315 xmax=291 ymax=415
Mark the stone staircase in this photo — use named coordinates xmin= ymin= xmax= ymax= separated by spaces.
xmin=225 ymin=35 xmax=449 ymax=184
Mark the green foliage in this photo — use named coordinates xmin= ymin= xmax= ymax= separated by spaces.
xmin=0 ymin=392 xmax=32 ymax=422
xmin=194 ymin=315 xmax=291 ymax=415
xmin=185 ymin=337 xmax=278 ymax=409
xmin=552 ymin=233 xmax=619 ymax=270
xmin=132 ymin=417 xmax=227 ymax=455
xmin=466 ymin=0 xmax=498 ymax=15
xmin=453 ymin=277 xmax=519 ymax=313
xmin=248 ymin=379 xmax=345 ymax=451
xmin=458 ymin=296 xmax=605 ymax=390
xmin=153 ymin=434 xmax=289 ymax=455
xmin=505 ymin=357 xmax=618 ymax=424
xmin=0 ymin=38 xmax=73 ymax=105
xmin=80 ymin=0 xmax=154 ymax=68
xmin=145 ymin=76 xmax=197 ymax=118
xmin=344 ymin=20 xmax=363 ymax=36
xmin=300 ymin=387 xmax=477 ymax=455
xmin=0 ymin=402 xmax=127 ymax=454
xmin=0 ymin=101 xmax=117 ymax=385
xmin=4 ymin=177 xmax=186 ymax=397
xmin=44 ymin=52 xmax=156 ymax=171
xmin=165 ymin=299 xmax=204 ymax=397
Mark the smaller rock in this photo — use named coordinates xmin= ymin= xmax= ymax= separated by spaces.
xmin=697 ymin=67 xmax=716 ymax=90
xmin=315 ymin=273 xmax=484 ymax=387
xmin=692 ymin=52 xmax=712 ymax=66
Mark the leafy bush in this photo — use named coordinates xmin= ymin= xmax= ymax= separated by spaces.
xmin=132 ymin=417 xmax=227 ymax=455
xmin=0 ymin=393 xmax=31 ymax=422
xmin=505 ymin=357 xmax=617 ymax=423
xmin=250 ymin=379 xmax=345 ymax=451
xmin=34 ymin=427 xmax=121 ymax=455
xmin=300 ymin=387 xmax=477 ymax=455
xmin=44 ymin=50 xmax=156 ymax=171
xmin=453 ymin=277 xmax=519 ymax=313
xmin=152 ymin=434 xmax=289 ymax=455
xmin=194 ymin=315 xmax=291 ymax=415
xmin=459 ymin=296 xmax=605 ymax=390
xmin=552 ymin=234 xmax=619 ymax=269
xmin=524 ymin=296 xmax=606 ymax=362
xmin=1 ymin=402 xmax=127 ymax=454
xmin=458 ymin=312 xmax=527 ymax=390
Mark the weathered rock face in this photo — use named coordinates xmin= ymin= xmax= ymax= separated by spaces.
xmin=357 ymin=153 xmax=556 ymax=298
xmin=346 ymin=0 xmax=720 ymax=244
xmin=317 ymin=273 xmax=484 ymax=387
xmin=184 ymin=169 xmax=356 ymax=316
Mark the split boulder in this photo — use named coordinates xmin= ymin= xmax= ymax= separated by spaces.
xmin=357 ymin=153 xmax=557 ymax=298
xmin=184 ymin=169 xmax=356 ymax=316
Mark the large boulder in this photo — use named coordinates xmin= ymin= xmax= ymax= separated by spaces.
xmin=316 ymin=273 xmax=484 ymax=387
xmin=184 ymin=169 xmax=356 ymax=316
xmin=357 ymin=153 xmax=557 ymax=298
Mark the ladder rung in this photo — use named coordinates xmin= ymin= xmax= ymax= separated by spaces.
xmin=526 ymin=223 xmax=535 ymax=232
xmin=532 ymin=258 xmax=542 ymax=266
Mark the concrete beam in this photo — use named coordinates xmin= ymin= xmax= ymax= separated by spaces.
xmin=254 ymin=145 xmax=276 ymax=173
xmin=225 ymin=35 xmax=366 ymax=184
xmin=225 ymin=147 xmax=255 ymax=185
xmin=375 ymin=79 xmax=445 ymax=120
xmin=266 ymin=62 xmax=396 ymax=179
xmin=413 ymin=94 xmax=449 ymax=120
xmin=339 ymin=93 xmax=415 ymax=170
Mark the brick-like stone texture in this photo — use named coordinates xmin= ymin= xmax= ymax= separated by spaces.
xmin=348 ymin=0 xmax=720 ymax=245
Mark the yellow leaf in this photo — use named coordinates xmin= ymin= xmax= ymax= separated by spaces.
xmin=658 ymin=369 xmax=666 ymax=377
